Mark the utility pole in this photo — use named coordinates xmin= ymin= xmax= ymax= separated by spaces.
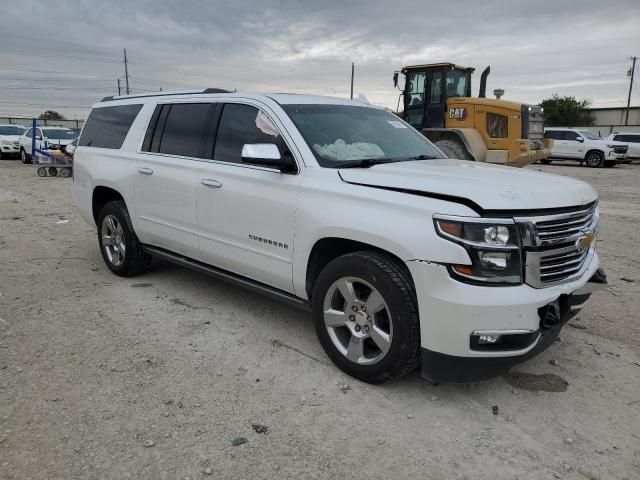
xmin=117 ymin=78 xmax=121 ymax=96
xmin=625 ymin=56 xmax=637 ymax=126
xmin=350 ymin=63 xmax=354 ymax=99
xmin=123 ymin=48 xmax=130 ymax=95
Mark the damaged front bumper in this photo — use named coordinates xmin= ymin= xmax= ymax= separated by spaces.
xmin=410 ymin=260 xmax=608 ymax=383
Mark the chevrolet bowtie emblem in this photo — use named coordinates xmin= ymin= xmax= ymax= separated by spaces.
xmin=576 ymin=232 xmax=594 ymax=253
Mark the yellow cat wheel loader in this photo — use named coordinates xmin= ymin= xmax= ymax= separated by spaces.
xmin=393 ymin=63 xmax=552 ymax=167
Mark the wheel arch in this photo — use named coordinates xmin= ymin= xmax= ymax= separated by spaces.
xmin=304 ymin=236 xmax=414 ymax=301
xmin=584 ymin=148 xmax=604 ymax=160
xmin=92 ymin=186 xmax=125 ymax=226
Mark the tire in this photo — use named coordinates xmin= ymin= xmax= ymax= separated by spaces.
xmin=37 ymin=167 xmax=47 ymax=177
xmin=97 ymin=200 xmax=152 ymax=277
xmin=434 ymin=138 xmax=473 ymax=161
xmin=311 ymin=251 xmax=421 ymax=383
xmin=59 ymin=167 xmax=72 ymax=178
xmin=20 ymin=148 xmax=32 ymax=164
xmin=539 ymin=159 xmax=552 ymax=165
xmin=585 ymin=151 xmax=604 ymax=168
xmin=48 ymin=167 xmax=58 ymax=177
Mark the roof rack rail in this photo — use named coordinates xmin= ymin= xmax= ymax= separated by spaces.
xmin=100 ymin=88 xmax=233 ymax=102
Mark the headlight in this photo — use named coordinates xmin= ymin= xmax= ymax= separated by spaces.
xmin=434 ymin=215 xmax=522 ymax=285
xmin=606 ymin=144 xmax=615 ymax=148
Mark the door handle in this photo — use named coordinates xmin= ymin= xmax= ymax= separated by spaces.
xmin=138 ymin=167 xmax=153 ymax=175
xmin=201 ymin=179 xmax=223 ymax=188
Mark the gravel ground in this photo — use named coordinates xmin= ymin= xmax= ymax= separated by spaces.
xmin=0 ymin=159 xmax=639 ymax=479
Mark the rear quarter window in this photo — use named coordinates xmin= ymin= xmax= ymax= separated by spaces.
xmin=79 ymin=104 xmax=143 ymax=149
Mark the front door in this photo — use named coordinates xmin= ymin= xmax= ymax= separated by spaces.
xmin=196 ymin=102 xmax=300 ymax=293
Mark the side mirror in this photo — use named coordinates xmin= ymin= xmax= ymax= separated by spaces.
xmin=37 ymin=135 xmax=43 ymax=140
xmin=576 ymin=137 xmax=584 ymax=142
xmin=241 ymin=143 xmax=295 ymax=172
xmin=393 ymin=72 xmax=399 ymax=88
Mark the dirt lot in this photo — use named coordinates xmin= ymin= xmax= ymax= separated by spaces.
xmin=0 ymin=159 xmax=639 ymax=479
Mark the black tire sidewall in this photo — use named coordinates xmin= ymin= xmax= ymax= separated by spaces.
xmin=586 ymin=151 xmax=603 ymax=168
xmin=311 ymin=253 xmax=419 ymax=383
xmin=97 ymin=202 xmax=139 ymax=276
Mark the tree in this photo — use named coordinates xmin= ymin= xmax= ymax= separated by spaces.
xmin=38 ymin=110 xmax=66 ymax=121
xmin=540 ymin=94 xmax=595 ymax=127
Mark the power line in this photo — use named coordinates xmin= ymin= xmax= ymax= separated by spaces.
xmin=0 ymin=48 xmax=121 ymax=63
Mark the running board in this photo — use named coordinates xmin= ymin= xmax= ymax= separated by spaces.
xmin=143 ymin=245 xmax=310 ymax=311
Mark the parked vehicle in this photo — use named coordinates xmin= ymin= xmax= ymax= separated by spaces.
xmin=19 ymin=126 xmax=77 ymax=164
xmin=394 ymin=63 xmax=552 ymax=167
xmin=73 ymin=90 xmax=607 ymax=383
xmin=0 ymin=124 xmax=27 ymax=159
xmin=605 ymin=132 xmax=640 ymax=160
xmin=543 ymin=128 xmax=628 ymax=167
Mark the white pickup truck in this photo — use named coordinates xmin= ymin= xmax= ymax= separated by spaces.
xmin=72 ymin=90 xmax=606 ymax=383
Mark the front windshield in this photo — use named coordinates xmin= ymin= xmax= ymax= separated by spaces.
xmin=0 ymin=125 xmax=26 ymax=135
xmin=42 ymin=128 xmax=76 ymax=140
xmin=282 ymin=104 xmax=443 ymax=168
xmin=579 ymin=131 xmax=600 ymax=140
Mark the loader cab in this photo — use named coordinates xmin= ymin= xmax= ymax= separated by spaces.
xmin=397 ymin=63 xmax=474 ymax=129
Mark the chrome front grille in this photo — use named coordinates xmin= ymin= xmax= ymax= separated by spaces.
xmin=516 ymin=202 xmax=598 ymax=288
xmin=12 ymin=141 xmax=19 ymax=147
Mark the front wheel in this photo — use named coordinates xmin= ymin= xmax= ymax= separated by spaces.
xmin=311 ymin=251 xmax=421 ymax=383
xmin=20 ymin=148 xmax=32 ymax=164
xmin=97 ymin=200 xmax=151 ymax=276
xmin=585 ymin=151 xmax=604 ymax=168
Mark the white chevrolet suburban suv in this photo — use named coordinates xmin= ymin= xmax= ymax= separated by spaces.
xmin=543 ymin=127 xmax=628 ymax=167
xmin=72 ymin=90 xmax=607 ymax=383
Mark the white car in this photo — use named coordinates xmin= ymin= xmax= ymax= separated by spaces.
xmin=543 ymin=128 xmax=628 ymax=167
xmin=72 ymin=90 xmax=606 ymax=383
xmin=19 ymin=126 xmax=77 ymax=164
xmin=0 ymin=124 xmax=27 ymax=159
xmin=606 ymin=132 xmax=640 ymax=160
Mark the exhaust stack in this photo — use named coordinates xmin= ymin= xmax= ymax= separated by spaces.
xmin=478 ymin=66 xmax=490 ymax=98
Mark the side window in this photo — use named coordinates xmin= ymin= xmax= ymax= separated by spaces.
xmin=544 ymin=130 xmax=556 ymax=139
xmin=487 ymin=113 xmax=508 ymax=138
xmin=156 ymin=103 xmax=212 ymax=158
xmin=79 ymin=104 xmax=143 ymax=149
xmin=631 ymin=135 xmax=640 ymax=143
xmin=565 ymin=131 xmax=579 ymax=141
xmin=214 ymin=104 xmax=286 ymax=165
xmin=25 ymin=128 xmax=32 ymax=138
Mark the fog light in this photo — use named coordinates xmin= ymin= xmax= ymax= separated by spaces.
xmin=478 ymin=334 xmax=500 ymax=344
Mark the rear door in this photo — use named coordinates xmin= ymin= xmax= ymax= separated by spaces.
xmin=134 ymin=102 xmax=214 ymax=259
xmin=196 ymin=101 xmax=301 ymax=293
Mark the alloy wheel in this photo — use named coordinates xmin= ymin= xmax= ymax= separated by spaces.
xmin=322 ymin=277 xmax=393 ymax=365
xmin=101 ymin=215 xmax=126 ymax=267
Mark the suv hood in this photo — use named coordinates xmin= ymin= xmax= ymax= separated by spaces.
xmin=0 ymin=135 xmax=22 ymax=141
xmin=338 ymin=159 xmax=598 ymax=212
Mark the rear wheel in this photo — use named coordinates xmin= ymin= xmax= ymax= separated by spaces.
xmin=585 ymin=151 xmax=604 ymax=168
xmin=311 ymin=251 xmax=421 ymax=383
xmin=434 ymin=138 xmax=473 ymax=161
xmin=37 ymin=167 xmax=47 ymax=177
xmin=97 ymin=200 xmax=151 ymax=276
xmin=59 ymin=167 xmax=72 ymax=177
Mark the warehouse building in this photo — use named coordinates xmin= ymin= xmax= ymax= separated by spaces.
xmin=586 ymin=106 xmax=640 ymax=136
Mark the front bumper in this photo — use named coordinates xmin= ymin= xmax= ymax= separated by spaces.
xmin=607 ymin=151 xmax=629 ymax=162
xmin=1 ymin=144 xmax=20 ymax=155
xmin=406 ymin=256 xmax=606 ymax=383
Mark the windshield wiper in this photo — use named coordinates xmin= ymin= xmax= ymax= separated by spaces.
xmin=337 ymin=157 xmax=396 ymax=169
xmin=408 ymin=154 xmax=439 ymax=160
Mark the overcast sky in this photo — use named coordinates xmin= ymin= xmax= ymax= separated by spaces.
xmin=1 ymin=0 xmax=639 ymax=119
